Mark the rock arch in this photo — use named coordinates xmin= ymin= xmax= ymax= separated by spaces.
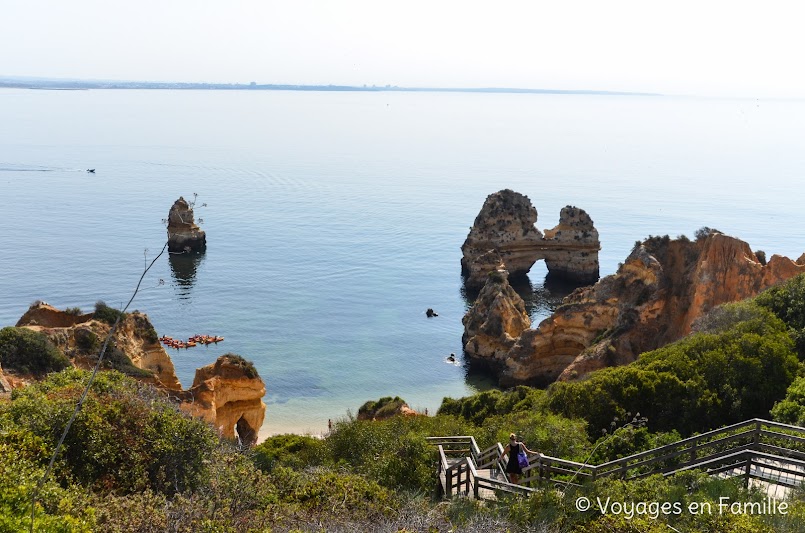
xmin=461 ymin=189 xmax=600 ymax=288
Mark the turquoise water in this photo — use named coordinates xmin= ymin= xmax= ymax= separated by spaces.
xmin=1 ymin=89 xmax=804 ymax=437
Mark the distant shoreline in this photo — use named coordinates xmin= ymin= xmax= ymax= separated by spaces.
xmin=28 ymin=87 xmax=88 ymax=91
xmin=0 ymin=78 xmax=660 ymax=97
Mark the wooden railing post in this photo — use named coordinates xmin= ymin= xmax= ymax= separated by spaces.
xmin=537 ymin=454 xmax=544 ymax=484
xmin=436 ymin=458 xmax=442 ymax=497
xmin=754 ymin=420 xmax=762 ymax=448
xmin=446 ymin=467 xmax=453 ymax=497
xmin=744 ymin=455 xmax=752 ymax=489
xmin=456 ymin=463 xmax=462 ymax=495
xmin=465 ymin=465 xmax=471 ymax=495
xmin=690 ymin=440 xmax=697 ymax=463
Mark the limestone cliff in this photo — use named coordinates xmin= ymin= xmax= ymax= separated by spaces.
xmin=489 ymin=232 xmax=805 ymax=386
xmin=461 ymin=190 xmax=600 ymax=288
xmin=179 ymin=354 xmax=266 ymax=446
xmin=15 ymin=303 xmax=181 ymax=391
xmin=462 ymin=269 xmax=531 ymax=369
xmin=10 ymin=304 xmax=267 ymax=446
xmin=167 ymin=196 xmax=206 ymax=254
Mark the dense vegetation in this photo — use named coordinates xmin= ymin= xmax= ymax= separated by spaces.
xmin=4 ymin=274 xmax=805 ymax=530
xmin=93 ymin=300 xmax=126 ymax=326
xmin=547 ymin=301 xmax=799 ymax=438
xmin=5 ymin=370 xmax=802 ymax=531
xmin=0 ymin=326 xmax=70 ymax=375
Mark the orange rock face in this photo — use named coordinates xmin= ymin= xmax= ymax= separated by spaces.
xmin=490 ymin=232 xmax=805 ymax=386
xmin=179 ymin=354 xmax=266 ymax=446
xmin=0 ymin=367 xmax=10 ymax=394
xmin=462 ymin=269 xmax=531 ymax=368
xmin=10 ymin=304 xmax=266 ymax=446
xmin=15 ymin=303 xmax=181 ymax=390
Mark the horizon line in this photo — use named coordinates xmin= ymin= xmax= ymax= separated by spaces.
xmin=0 ymin=75 xmax=662 ymax=97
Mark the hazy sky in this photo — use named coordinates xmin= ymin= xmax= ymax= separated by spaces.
xmin=4 ymin=0 xmax=805 ymax=97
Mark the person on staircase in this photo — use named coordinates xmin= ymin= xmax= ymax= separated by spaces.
xmin=502 ymin=433 xmax=540 ymax=484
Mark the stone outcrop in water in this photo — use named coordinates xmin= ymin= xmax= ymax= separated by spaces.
xmin=461 ymin=190 xmax=600 ymax=288
xmin=493 ymin=232 xmax=805 ymax=386
xmin=462 ymin=269 xmax=531 ymax=368
xmin=15 ymin=302 xmax=181 ymax=390
xmin=179 ymin=354 xmax=266 ymax=446
xmin=167 ymin=196 xmax=206 ymax=254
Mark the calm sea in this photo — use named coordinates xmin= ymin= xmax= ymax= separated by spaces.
xmin=1 ymin=88 xmax=804 ymax=438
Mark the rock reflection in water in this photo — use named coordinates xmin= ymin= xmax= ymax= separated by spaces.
xmin=169 ymin=252 xmax=205 ymax=299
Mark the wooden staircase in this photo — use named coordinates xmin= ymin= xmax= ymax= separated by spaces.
xmin=428 ymin=419 xmax=805 ymax=500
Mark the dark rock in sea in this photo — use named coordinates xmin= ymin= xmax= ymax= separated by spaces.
xmin=167 ymin=197 xmax=206 ymax=254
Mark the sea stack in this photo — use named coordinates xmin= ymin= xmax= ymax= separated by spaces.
xmin=179 ymin=354 xmax=266 ymax=446
xmin=167 ymin=197 xmax=206 ymax=253
xmin=461 ymin=190 xmax=600 ymax=288
xmin=462 ymin=268 xmax=531 ymax=371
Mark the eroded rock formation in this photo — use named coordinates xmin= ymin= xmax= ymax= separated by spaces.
xmin=167 ymin=197 xmax=206 ymax=254
xmin=490 ymin=232 xmax=805 ymax=386
xmin=462 ymin=269 xmax=531 ymax=369
xmin=179 ymin=354 xmax=266 ymax=446
xmin=461 ymin=190 xmax=600 ymax=288
xmin=9 ymin=303 xmax=267 ymax=446
xmin=15 ymin=303 xmax=181 ymax=390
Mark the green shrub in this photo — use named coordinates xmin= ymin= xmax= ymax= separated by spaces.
xmin=7 ymin=369 xmax=217 ymax=495
xmin=547 ymin=306 xmax=798 ymax=437
xmin=692 ymin=301 xmax=773 ymax=334
xmin=0 ymin=327 xmax=70 ymax=375
xmin=358 ymin=396 xmax=407 ymax=419
xmin=0 ymin=442 xmax=95 ymax=532
xmin=252 ymin=434 xmax=325 ymax=472
xmin=756 ymin=273 xmax=805 ymax=359
xmin=93 ymin=300 xmax=126 ymax=325
xmin=103 ymin=342 xmax=153 ymax=378
xmin=438 ymin=386 xmax=546 ymax=426
xmin=64 ymin=306 xmax=83 ymax=316
xmin=220 ymin=353 xmax=259 ymax=379
xmin=129 ymin=313 xmax=159 ymax=344
xmin=271 ymin=466 xmax=397 ymax=521
xmin=771 ymin=375 xmax=805 ymax=426
xmin=694 ymin=226 xmax=721 ymax=240
xmin=324 ymin=414 xmax=477 ymax=492
xmin=74 ymin=328 xmax=100 ymax=353
xmin=480 ymin=410 xmax=591 ymax=462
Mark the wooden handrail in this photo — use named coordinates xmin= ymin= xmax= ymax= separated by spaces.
xmin=429 ymin=419 xmax=805 ymax=501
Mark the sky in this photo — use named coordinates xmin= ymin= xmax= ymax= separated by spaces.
xmin=3 ymin=0 xmax=805 ymax=97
